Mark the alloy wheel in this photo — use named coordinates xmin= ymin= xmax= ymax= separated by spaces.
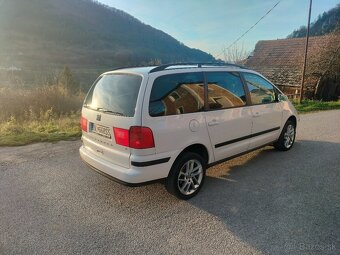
xmin=177 ymin=159 xmax=203 ymax=195
xmin=283 ymin=124 xmax=295 ymax=149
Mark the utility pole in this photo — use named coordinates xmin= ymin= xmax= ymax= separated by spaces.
xmin=299 ymin=0 xmax=312 ymax=103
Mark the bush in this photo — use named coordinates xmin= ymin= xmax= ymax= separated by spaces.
xmin=0 ymin=84 xmax=84 ymax=146
xmin=0 ymin=85 xmax=84 ymax=122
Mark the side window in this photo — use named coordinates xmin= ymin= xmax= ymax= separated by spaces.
xmin=149 ymin=72 xmax=204 ymax=117
xmin=206 ymin=72 xmax=246 ymax=110
xmin=243 ymin=73 xmax=276 ymax=104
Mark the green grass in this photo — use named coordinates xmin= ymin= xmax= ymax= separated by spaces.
xmin=1 ymin=100 xmax=340 ymax=147
xmin=293 ymin=100 xmax=340 ymax=113
xmin=0 ymin=81 xmax=84 ymax=146
xmin=0 ymin=114 xmax=81 ymax=146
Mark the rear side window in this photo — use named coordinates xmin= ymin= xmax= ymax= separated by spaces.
xmin=84 ymin=74 xmax=142 ymax=117
xmin=243 ymin=73 xmax=276 ymax=104
xmin=149 ymin=72 xmax=204 ymax=117
xmin=206 ymin=72 xmax=246 ymax=110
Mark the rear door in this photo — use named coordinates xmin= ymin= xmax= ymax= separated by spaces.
xmin=142 ymin=71 xmax=213 ymax=158
xmin=81 ymin=73 xmax=144 ymax=168
xmin=241 ymin=72 xmax=283 ymax=148
xmin=204 ymin=71 xmax=253 ymax=161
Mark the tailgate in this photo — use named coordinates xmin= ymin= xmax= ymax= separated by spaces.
xmin=82 ymin=107 xmax=136 ymax=168
xmin=81 ymin=73 xmax=144 ymax=168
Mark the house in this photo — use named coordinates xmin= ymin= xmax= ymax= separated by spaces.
xmin=244 ymin=35 xmax=340 ymax=100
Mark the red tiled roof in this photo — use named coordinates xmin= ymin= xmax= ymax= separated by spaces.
xmin=244 ymin=35 xmax=340 ymax=87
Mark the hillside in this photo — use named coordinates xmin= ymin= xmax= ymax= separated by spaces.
xmin=0 ymin=0 xmax=214 ymax=86
xmin=287 ymin=4 xmax=340 ymax=38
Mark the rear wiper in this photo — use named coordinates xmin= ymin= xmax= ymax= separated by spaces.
xmin=96 ymin=108 xmax=125 ymax=116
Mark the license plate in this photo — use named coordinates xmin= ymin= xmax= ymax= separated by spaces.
xmin=93 ymin=124 xmax=111 ymax=138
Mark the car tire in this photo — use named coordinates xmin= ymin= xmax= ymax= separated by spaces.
xmin=165 ymin=152 xmax=206 ymax=200
xmin=274 ymin=120 xmax=296 ymax=151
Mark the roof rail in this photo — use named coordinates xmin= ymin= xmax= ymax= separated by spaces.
xmin=110 ymin=65 xmax=147 ymax=71
xmin=149 ymin=62 xmax=247 ymax=73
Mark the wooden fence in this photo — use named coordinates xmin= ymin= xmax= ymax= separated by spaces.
xmin=276 ymin=85 xmax=301 ymax=100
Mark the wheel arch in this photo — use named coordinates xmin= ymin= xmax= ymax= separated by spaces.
xmin=287 ymin=115 xmax=297 ymax=127
xmin=176 ymin=143 xmax=210 ymax=165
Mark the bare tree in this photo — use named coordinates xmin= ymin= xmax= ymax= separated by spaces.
xmin=303 ymin=31 xmax=340 ymax=98
xmin=222 ymin=43 xmax=251 ymax=64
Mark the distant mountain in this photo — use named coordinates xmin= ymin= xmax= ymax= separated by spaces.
xmin=0 ymin=0 xmax=215 ymax=85
xmin=287 ymin=4 xmax=340 ymax=38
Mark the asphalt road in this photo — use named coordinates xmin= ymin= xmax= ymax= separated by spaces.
xmin=1 ymin=110 xmax=339 ymax=255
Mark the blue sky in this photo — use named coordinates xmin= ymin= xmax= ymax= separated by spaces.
xmin=99 ymin=0 xmax=339 ymax=57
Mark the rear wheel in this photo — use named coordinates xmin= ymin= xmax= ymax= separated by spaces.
xmin=274 ymin=120 xmax=296 ymax=151
xmin=165 ymin=152 xmax=206 ymax=200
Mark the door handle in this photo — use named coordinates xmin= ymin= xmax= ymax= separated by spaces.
xmin=208 ymin=120 xmax=220 ymax=126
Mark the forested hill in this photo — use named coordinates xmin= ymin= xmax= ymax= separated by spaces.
xmin=0 ymin=0 xmax=214 ymax=85
xmin=287 ymin=4 xmax=340 ymax=38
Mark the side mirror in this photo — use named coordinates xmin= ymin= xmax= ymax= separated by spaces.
xmin=277 ymin=94 xmax=287 ymax=102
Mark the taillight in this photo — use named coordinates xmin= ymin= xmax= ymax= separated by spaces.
xmin=80 ymin=116 xmax=88 ymax=132
xmin=129 ymin=126 xmax=155 ymax=149
xmin=113 ymin=127 xmax=129 ymax=147
xmin=113 ymin=126 xmax=155 ymax=149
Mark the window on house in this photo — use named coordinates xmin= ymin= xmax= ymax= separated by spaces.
xmin=176 ymin=106 xmax=184 ymax=114
xmin=169 ymin=91 xmax=180 ymax=102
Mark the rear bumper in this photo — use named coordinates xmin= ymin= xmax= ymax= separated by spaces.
xmin=79 ymin=145 xmax=172 ymax=184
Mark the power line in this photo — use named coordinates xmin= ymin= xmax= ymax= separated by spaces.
xmin=216 ymin=0 xmax=282 ymax=59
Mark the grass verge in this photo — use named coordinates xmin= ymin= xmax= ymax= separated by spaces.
xmin=293 ymin=100 xmax=340 ymax=113
xmin=1 ymin=100 xmax=340 ymax=146
xmin=0 ymin=114 xmax=81 ymax=146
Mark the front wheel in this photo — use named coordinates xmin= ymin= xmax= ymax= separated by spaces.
xmin=165 ymin=152 xmax=206 ymax=200
xmin=274 ymin=120 xmax=296 ymax=151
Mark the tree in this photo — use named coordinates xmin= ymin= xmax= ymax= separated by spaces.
xmin=58 ymin=66 xmax=79 ymax=94
xmin=304 ymin=32 xmax=340 ymax=99
xmin=222 ymin=43 xmax=250 ymax=65
xmin=287 ymin=4 xmax=340 ymax=38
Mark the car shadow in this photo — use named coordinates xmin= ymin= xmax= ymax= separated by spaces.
xmin=189 ymin=140 xmax=339 ymax=254
xmin=88 ymin=140 xmax=338 ymax=254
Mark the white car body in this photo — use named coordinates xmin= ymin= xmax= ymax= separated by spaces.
xmin=80 ymin=64 xmax=298 ymax=197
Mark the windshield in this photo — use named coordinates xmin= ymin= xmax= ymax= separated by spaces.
xmin=84 ymin=74 xmax=142 ymax=117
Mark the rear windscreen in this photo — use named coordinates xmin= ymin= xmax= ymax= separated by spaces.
xmin=84 ymin=74 xmax=142 ymax=117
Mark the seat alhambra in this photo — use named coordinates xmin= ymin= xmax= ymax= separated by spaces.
xmin=80 ymin=63 xmax=298 ymax=199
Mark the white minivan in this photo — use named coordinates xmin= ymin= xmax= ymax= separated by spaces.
xmin=80 ymin=63 xmax=298 ymax=199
